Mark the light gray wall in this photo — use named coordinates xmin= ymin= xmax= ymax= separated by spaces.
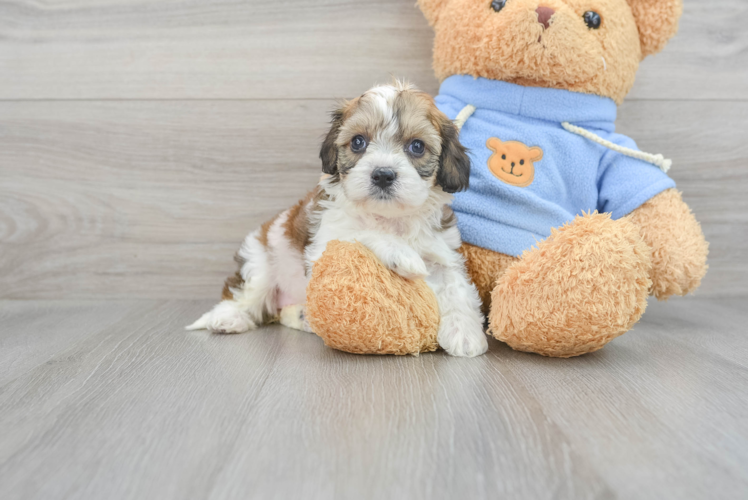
xmin=1 ymin=0 xmax=746 ymax=299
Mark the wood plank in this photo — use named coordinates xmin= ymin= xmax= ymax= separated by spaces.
xmin=0 ymin=0 xmax=745 ymax=101
xmin=0 ymin=99 xmax=333 ymax=299
xmin=628 ymin=0 xmax=748 ymax=101
xmin=493 ymin=296 xmax=748 ymax=499
xmin=0 ymin=300 xmax=146 ymax=386
xmin=1 ymin=99 xmax=746 ymax=299
xmin=0 ymin=300 xmax=286 ymax=500
xmin=0 ymin=298 xmax=746 ymax=499
xmin=0 ymin=0 xmax=439 ymax=100
xmin=616 ymin=99 xmax=748 ymax=297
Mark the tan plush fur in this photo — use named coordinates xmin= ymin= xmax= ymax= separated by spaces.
xmin=628 ymin=189 xmax=709 ymax=299
xmin=488 ymin=213 xmax=652 ymax=358
xmin=628 ymin=0 xmax=683 ymax=58
xmin=304 ymin=0 xmax=707 ymax=358
xmin=306 ymin=241 xmax=439 ymax=356
xmin=419 ymin=0 xmax=682 ymax=104
xmin=458 ymin=243 xmax=517 ymax=315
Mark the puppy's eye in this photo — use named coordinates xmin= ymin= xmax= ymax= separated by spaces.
xmin=351 ymin=135 xmax=367 ymax=153
xmin=408 ymin=139 xmax=425 ymax=157
xmin=490 ymin=0 xmax=506 ymax=13
xmin=583 ymin=11 xmax=601 ymax=29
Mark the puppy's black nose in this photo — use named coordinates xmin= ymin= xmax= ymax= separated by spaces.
xmin=371 ymin=168 xmax=397 ymax=189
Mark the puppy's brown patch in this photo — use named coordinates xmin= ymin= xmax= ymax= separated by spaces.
xmin=430 ymin=107 xmax=470 ymax=193
xmin=256 ymin=216 xmax=276 ymax=248
xmin=222 ymin=212 xmax=278 ymax=300
xmin=283 ymin=189 xmax=323 ymax=253
xmin=440 ymin=206 xmax=457 ymax=231
xmin=221 ymin=271 xmax=244 ymax=301
xmin=221 ymin=189 xmax=327 ymax=301
xmin=221 ymin=248 xmax=249 ymax=300
xmin=320 ymin=97 xmax=361 ymax=176
xmin=394 ymin=90 xmax=443 ymax=179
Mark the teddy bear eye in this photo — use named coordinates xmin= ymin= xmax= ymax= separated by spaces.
xmin=520 ymin=159 xmax=525 ymax=165
xmin=490 ymin=0 xmax=507 ymax=13
xmin=501 ymin=154 xmax=506 ymax=160
xmin=583 ymin=11 xmax=601 ymax=29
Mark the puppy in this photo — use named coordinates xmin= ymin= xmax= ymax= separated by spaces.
xmin=187 ymin=81 xmax=488 ymax=357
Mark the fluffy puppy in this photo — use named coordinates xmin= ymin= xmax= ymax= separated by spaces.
xmin=187 ymin=81 xmax=488 ymax=357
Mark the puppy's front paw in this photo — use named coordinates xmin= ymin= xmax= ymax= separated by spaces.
xmin=438 ymin=318 xmax=488 ymax=358
xmin=390 ymin=251 xmax=429 ymax=280
xmin=186 ymin=301 xmax=257 ymax=334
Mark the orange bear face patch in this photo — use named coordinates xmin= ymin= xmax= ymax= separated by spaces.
xmin=486 ymin=138 xmax=543 ymax=188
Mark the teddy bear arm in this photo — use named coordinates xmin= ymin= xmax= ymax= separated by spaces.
xmin=306 ymin=240 xmax=440 ymax=355
xmin=627 ymin=189 xmax=708 ymax=300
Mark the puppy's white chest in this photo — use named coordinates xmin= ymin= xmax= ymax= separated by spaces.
xmin=362 ymin=214 xmax=412 ymax=238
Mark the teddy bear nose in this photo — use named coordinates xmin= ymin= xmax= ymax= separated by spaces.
xmin=536 ymin=6 xmax=555 ymax=30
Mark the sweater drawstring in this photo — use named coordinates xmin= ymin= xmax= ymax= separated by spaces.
xmin=454 ymin=104 xmax=476 ymax=131
xmin=561 ymin=122 xmax=672 ymax=173
xmin=453 ymin=104 xmax=672 ymax=174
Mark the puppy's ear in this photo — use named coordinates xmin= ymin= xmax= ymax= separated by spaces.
xmin=418 ymin=0 xmax=451 ymax=26
xmin=434 ymin=113 xmax=470 ymax=193
xmin=626 ymin=0 xmax=683 ymax=58
xmin=320 ymin=109 xmax=344 ymax=175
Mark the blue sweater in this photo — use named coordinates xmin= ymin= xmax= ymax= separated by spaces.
xmin=436 ymin=75 xmax=675 ymax=257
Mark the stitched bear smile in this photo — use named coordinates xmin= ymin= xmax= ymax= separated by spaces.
xmin=501 ymin=167 xmax=523 ymax=177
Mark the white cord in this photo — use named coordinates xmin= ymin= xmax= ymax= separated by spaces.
xmin=561 ymin=122 xmax=672 ymax=173
xmin=454 ymin=104 xmax=476 ymax=131
xmin=453 ymin=104 xmax=671 ymax=174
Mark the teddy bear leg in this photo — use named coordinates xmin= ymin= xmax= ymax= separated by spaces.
xmin=458 ymin=243 xmax=518 ymax=316
xmin=627 ymin=189 xmax=709 ymax=300
xmin=489 ymin=212 xmax=652 ymax=358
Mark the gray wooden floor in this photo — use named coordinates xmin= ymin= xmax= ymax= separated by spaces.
xmin=0 ymin=297 xmax=746 ymax=500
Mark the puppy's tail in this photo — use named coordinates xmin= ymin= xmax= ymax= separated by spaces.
xmin=185 ymin=311 xmax=211 ymax=331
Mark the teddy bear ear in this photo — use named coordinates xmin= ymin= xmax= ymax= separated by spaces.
xmin=418 ymin=0 xmax=451 ymax=26
xmin=627 ymin=0 xmax=684 ymax=58
xmin=529 ymin=147 xmax=544 ymax=162
xmin=486 ymin=137 xmax=503 ymax=151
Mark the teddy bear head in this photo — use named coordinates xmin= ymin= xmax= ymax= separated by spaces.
xmin=418 ymin=0 xmax=683 ymax=104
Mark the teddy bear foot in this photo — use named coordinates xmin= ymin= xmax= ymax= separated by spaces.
xmin=489 ymin=212 xmax=653 ymax=358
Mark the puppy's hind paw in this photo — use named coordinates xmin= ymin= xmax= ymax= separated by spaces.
xmin=280 ymin=304 xmax=313 ymax=333
xmin=186 ymin=301 xmax=256 ymax=334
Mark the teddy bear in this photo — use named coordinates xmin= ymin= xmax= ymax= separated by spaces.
xmin=306 ymin=0 xmax=708 ymax=358
xmin=486 ymin=138 xmax=543 ymax=188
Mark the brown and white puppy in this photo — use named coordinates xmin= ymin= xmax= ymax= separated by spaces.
xmin=187 ymin=81 xmax=488 ymax=357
